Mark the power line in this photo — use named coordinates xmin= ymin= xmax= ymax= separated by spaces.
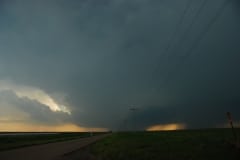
xmin=152 ymin=0 xmax=193 ymax=84
xmin=163 ymin=0 xmax=194 ymax=56
xmin=164 ymin=0 xmax=232 ymax=85
xmin=184 ymin=0 xmax=231 ymax=58
xmin=172 ymin=0 xmax=208 ymax=56
xmin=161 ymin=0 xmax=208 ymax=84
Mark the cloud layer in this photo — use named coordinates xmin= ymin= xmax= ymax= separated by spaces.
xmin=0 ymin=0 xmax=239 ymax=130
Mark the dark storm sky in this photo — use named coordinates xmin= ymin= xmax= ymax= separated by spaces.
xmin=0 ymin=0 xmax=239 ymax=130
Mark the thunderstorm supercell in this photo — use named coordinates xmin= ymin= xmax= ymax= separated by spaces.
xmin=0 ymin=0 xmax=239 ymax=131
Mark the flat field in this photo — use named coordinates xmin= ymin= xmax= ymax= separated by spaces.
xmin=0 ymin=132 xmax=100 ymax=151
xmin=89 ymin=129 xmax=240 ymax=160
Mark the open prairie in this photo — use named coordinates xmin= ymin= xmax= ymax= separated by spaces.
xmin=64 ymin=129 xmax=240 ymax=160
xmin=0 ymin=132 xmax=103 ymax=151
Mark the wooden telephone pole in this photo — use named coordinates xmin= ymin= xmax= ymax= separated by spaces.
xmin=227 ymin=112 xmax=237 ymax=142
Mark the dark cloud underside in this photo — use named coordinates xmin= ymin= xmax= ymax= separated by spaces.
xmin=0 ymin=0 xmax=239 ymax=130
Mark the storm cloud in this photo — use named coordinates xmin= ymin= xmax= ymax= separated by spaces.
xmin=0 ymin=0 xmax=239 ymax=131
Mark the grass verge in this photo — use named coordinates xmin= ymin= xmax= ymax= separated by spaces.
xmin=90 ymin=129 xmax=240 ymax=160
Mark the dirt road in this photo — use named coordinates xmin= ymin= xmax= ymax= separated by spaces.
xmin=0 ymin=134 xmax=110 ymax=160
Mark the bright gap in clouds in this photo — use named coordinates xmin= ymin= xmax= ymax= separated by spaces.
xmin=0 ymin=80 xmax=71 ymax=114
xmin=146 ymin=123 xmax=186 ymax=131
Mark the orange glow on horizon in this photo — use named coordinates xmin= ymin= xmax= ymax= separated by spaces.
xmin=146 ymin=123 xmax=186 ymax=131
xmin=0 ymin=123 xmax=108 ymax=132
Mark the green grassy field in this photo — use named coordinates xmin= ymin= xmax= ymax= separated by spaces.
xmin=0 ymin=132 xmax=100 ymax=151
xmin=91 ymin=129 xmax=240 ymax=160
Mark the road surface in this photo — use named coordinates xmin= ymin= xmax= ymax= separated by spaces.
xmin=0 ymin=134 xmax=110 ymax=160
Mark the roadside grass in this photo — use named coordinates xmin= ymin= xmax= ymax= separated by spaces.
xmin=91 ymin=129 xmax=240 ymax=160
xmin=0 ymin=132 xmax=102 ymax=151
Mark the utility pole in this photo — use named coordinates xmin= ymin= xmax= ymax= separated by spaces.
xmin=227 ymin=112 xmax=237 ymax=142
xmin=129 ymin=106 xmax=139 ymax=131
